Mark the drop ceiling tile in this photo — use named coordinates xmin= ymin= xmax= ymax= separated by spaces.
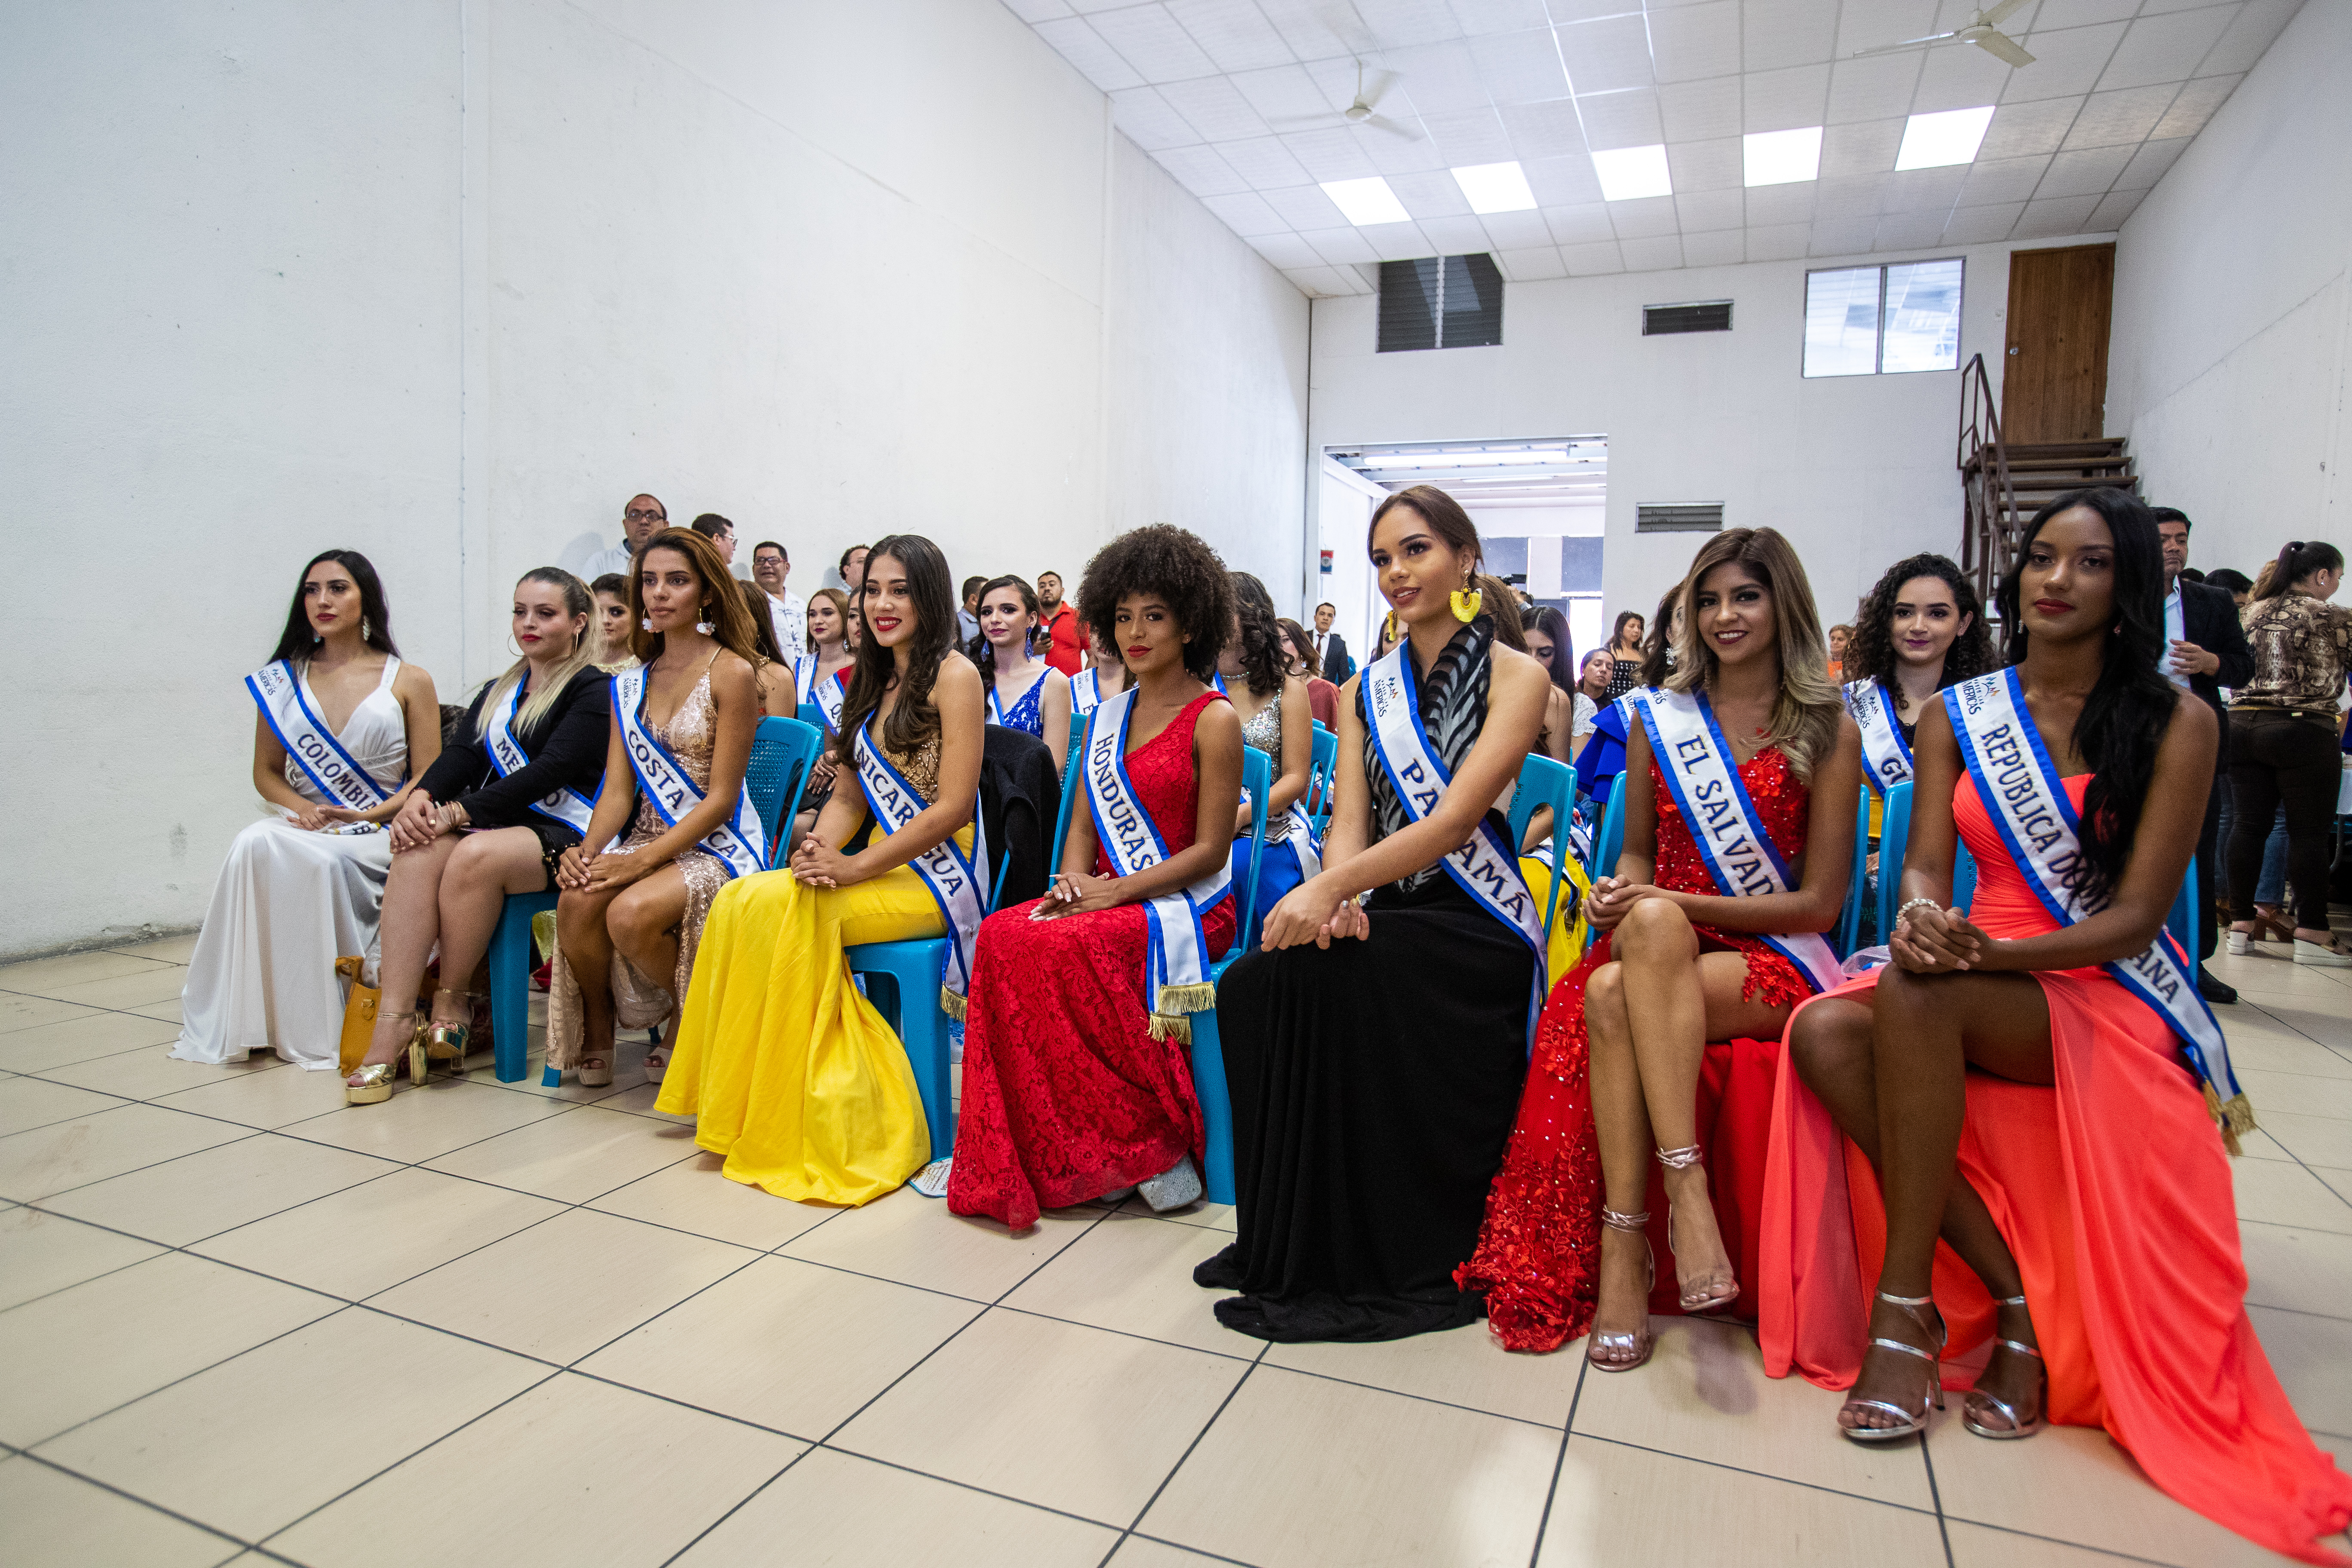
xmin=1650 ymin=2 xmax=1741 ymax=83
xmin=1481 ymin=209 xmax=1557 ymax=248
xmin=1304 ymin=226 xmax=1383 ymax=265
xmin=1942 ymin=202 xmax=2026 ymax=242
xmin=1157 ymin=75 xmax=1275 ymax=139
xmin=1421 ymin=214 xmax=1499 ymax=251
xmin=1958 ymin=153 xmax=2053 ymax=205
xmin=2004 ymin=22 xmax=2128 ymax=100
xmin=1978 ymin=96 xmax=2085 ymax=159
xmin=1150 ymin=143 xmax=1254 ymax=196
xmin=1745 ymin=221 xmax=1812 ymax=260
xmin=1363 ymin=125 xmax=1451 ymax=174
xmin=2061 ymin=82 xmax=2180 ymax=147
xmin=1216 ymin=135 xmax=1316 ymax=189
xmin=1914 ymin=38 xmax=2021 ymax=110
xmin=1275 ymin=128 xmax=1379 ymax=181
xmin=1521 ymin=150 xmax=1607 ymax=204
xmin=1835 ymin=0 xmax=1942 ymax=57
xmin=2014 ymin=192 xmax=2104 ymax=236
xmin=1620 ymin=235 xmax=1687 ymax=272
xmin=1681 ymin=229 xmax=1747 ymax=267
xmin=1164 ymin=0 xmax=1302 ymax=72
xmin=1826 ymin=54 xmax=1923 ymax=124
xmin=1675 ymin=187 xmax=1747 ymax=232
xmin=2096 ymin=5 xmax=2235 ymax=89
xmin=1109 ymin=87 xmax=1203 ymax=150
xmin=1562 ymin=239 xmax=1626 ymax=274
xmin=1069 ymin=0 xmax=1152 ymax=11
xmin=1467 ymin=29 xmax=1574 ymax=104
xmin=2087 ymin=186 xmax=2151 ymax=230
xmin=1387 ymin=168 xmax=1475 ymax=219
xmin=1558 ymin=14 xmax=1657 ymax=95
xmin=1608 ymin=194 xmax=1681 ymax=238
xmin=1742 ymin=63 xmax=1831 ymax=132
xmin=1550 ymin=0 xmax=1650 ymax=18
xmin=2027 ymin=0 xmax=2141 ymax=28
xmin=1200 ymin=190 xmax=1291 ymax=234
xmin=1813 ymin=174 xmax=1888 ymax=220
xmin=1544 ymin=202 xmax=1617 ymax=244
xmin=1809 ymin=216 xmax=1879 ymax=255
xmin=1578 ymin=86 xmax=1667 ymax=149
xmin=1380 ymin=40 xmax=1490 ymax=113
xmin=1882 ymin=164 xmax=1969 ymax=211
xmin=1228 ymin=63 xmax=1334 ymax=120
xmin=1658 ymin=76 xmax=1742 ymax=141
xmin=1245 ymin=233 xmax=1327 ymax=269
xmin=1450 ymin=0 xmax=1551 ymax=31
xmin=1258 ymin=3 xmax=1364 ymax=61
xmin=2113 ymin=135 xmax=2190 ymax=190
xmin=1420 ymin=106 xmax=1516 ymax=165
xmin=2152 ymin=73 xmax=2240 ymax=138
xmin=2199 ymin=0 xmax=2301 ymax=76
xmin=1282 ymin=266 xmax=1369 ymax=297
xmin=1874 ymin=211 xmax=1951 ymax=250
xmin=1260 ymin=183 xmax=1353 ymax=229
xmin=1744 ymin=181 xmax=1819 ymax=226
xmin=2034 ymin=142 xmax=2134 ymax=198
xmin=1033 ymin=17 xmax=1147 ymax=91
xmin=1090 ymin=5 xmax=1224 ymax=83
xmin=1500 ymin=99 xmax=1591 ymax=159
xmin=1004 ymin=0 xmax=1077 ymax=20
xmin=1743 ymin=0 xmax=1841 ymax=72
xmin=1819 ymin=118 xmax=1904 ymax=180
xmin=1497 ymin=245 xmax=1571 ymax=281
xmin=1351 ymin=0 xmax=1469 ymax=50
xmin=1668 ymin=136 xmax=1743 ymax=192
xmin=1359 ymin=220 xmax=1440 ymax=259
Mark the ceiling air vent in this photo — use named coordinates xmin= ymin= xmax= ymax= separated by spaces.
xmin=1636 ymin=503 xmax=1725 ymax=533
xmin=1643 ymin=300 xmax=1733 ymax=335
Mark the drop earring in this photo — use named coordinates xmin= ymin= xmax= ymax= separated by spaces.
xmin=1383 ymin=609 xmax=1400 ymax=644
xmin=640 ymin=616 xmax=653 ymax=631
xmin=694 ymin=603 xmax=714 ymax=636
xmin=1449 ymin=576 xmax=1482 ymax=623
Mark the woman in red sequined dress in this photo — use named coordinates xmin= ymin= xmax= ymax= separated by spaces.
xmin=946 ymin=527 xmax=1243 ymax=1231
xmin=1459 ymin=528 xmax=1859 ymax=1365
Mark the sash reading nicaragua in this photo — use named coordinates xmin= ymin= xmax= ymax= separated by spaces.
xmin=612 ymin=665 xmax=766 ymax=880
xmin=1363 ymin=644 xmax=1545 ymax=1032
xmin=1629 ymin=689 xmax=1845 ymax=995
xmin=1945 ymin=668 xmax=2251 ymax=1148
xmin=487 ymin=680 xmax=597 ymax=835
xmin=1843 ymin=678 xmax=1914 ymax=799
xmin=1084 ymin=686 xmax=1236 ymax=1042
xmin=246 ymin=659 xmax=402 ymax=812
xmin=850 ymin=724 xmax=988 ymax=1018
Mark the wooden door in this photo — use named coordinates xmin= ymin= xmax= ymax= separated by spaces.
xmin=2003 ymin=243 xmax=2114 ymax=442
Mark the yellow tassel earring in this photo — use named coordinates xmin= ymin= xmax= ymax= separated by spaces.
xmin=1449 ymin=579 xmax=1483 ymax=623
xmin=1383 ymin=609 xmax=1401 ymax=644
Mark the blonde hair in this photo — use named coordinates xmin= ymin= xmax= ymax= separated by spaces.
xmin=1666 ymin=527 xmax=1843 ymax=782
xmin=476 ymin=569 xmax=600 ymax=742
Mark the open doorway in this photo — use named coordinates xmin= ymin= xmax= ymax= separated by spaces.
xmin=1317 ymin=438 xmax=1608 ymax=668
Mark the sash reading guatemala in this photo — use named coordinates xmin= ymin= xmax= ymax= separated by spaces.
xmin=1945 ymin=668 xmax=2251 ymax=1147
xmin=1629 ymin=689 xmax=1845 ymax=995
xmin=612 ymin=665 xmax=766 ymax=881
xmin=1843 ymin=678 xmax=1914 ymax=799
xmin=1364 ymin=644 xmax=1545 ymax=1037
xmin=1084 ymin=686 xmax=1236 ymax=1041
xmin=246 ymin=659 xmax=401 ymax=812
xmin=487 ymin=681 xmax=597 ymax=835
xmin=851 ymin=724 xmax=988 ymax=1017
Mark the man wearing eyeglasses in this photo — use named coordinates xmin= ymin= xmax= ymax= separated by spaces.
xmin=579 ymin=494 xmax=668 ymax=583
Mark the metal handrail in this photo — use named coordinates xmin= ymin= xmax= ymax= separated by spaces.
xmin=1955 ymin=352 xmax=2019 ymax=603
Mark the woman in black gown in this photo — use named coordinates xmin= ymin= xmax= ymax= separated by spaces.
xmin=1197 ymin=485 xmax=1552 ymax=1341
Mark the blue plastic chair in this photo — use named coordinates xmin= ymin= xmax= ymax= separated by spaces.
xmin=486 ymin=890 xmax=556 ymax=1083
xmin=746 ymin=717 xmax=823 ymax=867
xmin=1834 ymin=787 xmax=1871 ymax=957
xmin=796 ymin=701 xmax=821 ymax=730
xmin=2167 ymin=856 xmax=2199 ymax=958
xmin=1307 ymin=722 xmax=1337 ymax=828
xmin=1592 ymin=770 xmax=1629 ymax=879
xmin=1874 ymin=781 xmax=1915 ymax=945
xmin=1188 ymin=746 xmax=1273 ymax=1207
xmin=1050 ymin=714 xmax=1090 ymax=871
xmin=1507 ymin=754 xmax=1579 ymax=968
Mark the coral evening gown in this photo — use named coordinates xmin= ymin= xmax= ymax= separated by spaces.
xmin=948 ymin=691 xmax=1234 ymax=1230
xmin=1458 ymin=746 xmax=1815 ymax=1351
xmin=1761 ymin=773 xmax=2352 ymax=1564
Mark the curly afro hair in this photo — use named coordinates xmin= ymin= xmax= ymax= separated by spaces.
xmin=1076 ymin=524 xmax=1234 ymax=684
xmin=1843 ymin=551 xmax=1995 ymax=692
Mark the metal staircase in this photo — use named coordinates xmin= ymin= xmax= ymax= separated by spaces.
xmin=1957 ymin=352 xmax=2140 ymax=602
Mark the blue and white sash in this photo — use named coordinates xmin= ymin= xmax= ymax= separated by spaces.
xmin=1363 ymin=645 xmax=1546 ymax=1035
xmin=487 ymin=680 xmax=597 ymax=836
xmin=1843 ymin=678 xmax=1914 ymax=799
xmin=850 ymin=724 xmax=988 ymax=1015
xmin=246 ymin=658 xmax=402 ymax=812
xmin=612 ymin=665 xmax=766 ymax=881
xmin=1630 ymin=689 xmax=1845 ymax=995
xmin=1084 ymin=686 xmax=1235 ymax=1040
xmin=1945 ymin=669 xmax=2251 ymax=1146
xmin=809 ymin=667 xmax=848 ymax=735
xmin=1070 ymin=667 xmax=1103 ymax=716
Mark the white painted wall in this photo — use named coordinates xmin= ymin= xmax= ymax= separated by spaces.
xmin=0 ymin=0 xmax=1306 ymax=956
xmin=2109 ymin=0 xmax=2352 ymax=575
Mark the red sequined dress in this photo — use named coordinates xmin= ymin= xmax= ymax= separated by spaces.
xmin=1457 ymin=746 xmax=1813 ymax=1351
xmin=947 ymin=692 xmax=1235 ymax=1230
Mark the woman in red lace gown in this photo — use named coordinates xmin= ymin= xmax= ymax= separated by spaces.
xmin=1459 ymin=528 xmax=1859 ymax=1364
xmin=947 ymin=527 xmax=1243 ymax=1231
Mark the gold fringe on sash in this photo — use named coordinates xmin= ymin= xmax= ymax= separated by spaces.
xmin=1146 ymin=980 xmax=1221 ymax=1045
xmin=940 ymin=987 xmax=968 ymax=1023
xmin=2204 ymin=1082 xmax=2256 ymax=1157
xmin=1148 ymin=1012 xmax=1191 ymax=1044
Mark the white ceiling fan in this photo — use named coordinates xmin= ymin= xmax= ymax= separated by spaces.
xmin=1269 ymin=58 xmax=1423 ymax=141
xmin=1851 ymin=0 xmax=2037 ymax=67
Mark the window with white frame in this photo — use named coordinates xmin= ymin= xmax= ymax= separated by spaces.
xmin=1802 ymin=258 xmax=1963 ymax=377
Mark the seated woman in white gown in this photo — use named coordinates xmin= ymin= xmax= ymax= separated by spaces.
xmin=175 ymin=550 xmax=441 ymax=1069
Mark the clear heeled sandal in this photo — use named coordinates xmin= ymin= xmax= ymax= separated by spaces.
xmin=1838 ymin=1291 xmax=1946 ymax=1445
xmin=1656 ymin=1143 xmax=1740 ymax=1313
xmin=1963 ymin=1294 xmax=2047 ymax=1440
xmin=1586 ymin=1205 xmax=1656 ymax=1373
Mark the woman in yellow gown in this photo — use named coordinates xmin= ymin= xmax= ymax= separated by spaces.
xmin=656 ymin=534 xmax=987 ymax=1205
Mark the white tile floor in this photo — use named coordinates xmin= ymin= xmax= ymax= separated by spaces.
xmin=0 ymin=934 xmax=2348 ymax=1567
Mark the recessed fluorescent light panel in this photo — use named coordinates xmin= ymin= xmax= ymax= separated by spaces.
xmin=1895 ymin=106 xmax=1996 ymax=171
xmin=1320 ymin=176 xmax=1411 ymax=227
xmin=1450 ymin=161 xmax=1538 ymax=214
xmin=1743 ymin=126 xmax=1822 ymax=187
xmin=1590 ymin=144 xmax=1673 ymax=202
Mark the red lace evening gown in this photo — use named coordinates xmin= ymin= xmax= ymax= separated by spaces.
xmin=1458 ymin=747 xmax=1814 ymax=1351
xmin=948 ymin=692 xmax=1235 ymax=1230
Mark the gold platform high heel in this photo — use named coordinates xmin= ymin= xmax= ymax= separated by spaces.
xmin=424 ymin=988 xmax=476 ymax=1080
xmin=1838 ymin=1291 xmax=1946 ymax=1445
xmin=346 ymin=1010 xmax=422 ymax=1106
xmin=1963 ymin=1294 xmax=2047 ymax=1439
xmin=1587 ymin=1205 xmax=1657 ymax=1373
xmin=1656 ymin=1144 xmax=1740 ymax=1313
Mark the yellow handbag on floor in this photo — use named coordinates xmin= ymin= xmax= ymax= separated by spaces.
xmin=334 ymin=956 xmax=380 ymax=1076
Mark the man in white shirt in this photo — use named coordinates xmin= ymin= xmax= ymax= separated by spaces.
xmin=579 ymin=493 xmax=667 ymax=583
xmin=753 ymin=539 xmax=805 ymax=662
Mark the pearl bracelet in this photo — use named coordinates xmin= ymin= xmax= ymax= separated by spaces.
xmin=1896 ymin=897 xmax=1942 ymax=925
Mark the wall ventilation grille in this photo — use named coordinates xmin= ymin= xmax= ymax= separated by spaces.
xmin=1635 ymin=503 xmax=1726 ymax=532
xmin=1643 ymin=300 xmax=1733 ymax=335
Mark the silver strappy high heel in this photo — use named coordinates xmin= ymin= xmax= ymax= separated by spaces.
xmin=1656 ymin=1143 xmax=1739 ymax=1313
xmin=1963 ymin=1294 xmax=2047 ymax=1439
xmin=1838 ymin=1291 xmax=1946 ymax=1444
xmin=1587 ymin=1206 xmax=1656 ymax=1373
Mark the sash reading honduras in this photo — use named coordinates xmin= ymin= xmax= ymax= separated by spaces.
xmin=1629 ymin=689 xmax=1845 ymax=995
xmin=1843 ymin=678 xmax=1914 ymax=799
xmin=1363 ymin=644 xmax=1546 ymax=1038
xmin=612 ymin=665 xmax=766 ymax=881
xmin=246 ymin=659 xmax=402 ymax=812
xmin=1084 ymin=686 xmax=1236 ymax=1043
xmin=487 ymin=681 xmax=597 ymax=836
xmin=1945 ymin=669 xmax=2252 ymax=1150
xmin=850 ymin=725 xmax=988 ymax=1018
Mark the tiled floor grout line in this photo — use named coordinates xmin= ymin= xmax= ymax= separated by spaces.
xmin=1942 ymin=1516 xmax=2201 ymax=1568
xmin=1919 ymin=1419 xmax=1957 ymax=1568
xmin=1568 ymin=1429 xmax=1945 ymax=1518
xmin=1100 ymin=1341 xmax=1274 ymax=1567
xmin=652 ymin=1449 xmax=817 ymax=1568
xmin=5 ymin=1447 xmax=263 ymax=1561
xmin=1522 ymin=1351 xmax=1589 ymax=1568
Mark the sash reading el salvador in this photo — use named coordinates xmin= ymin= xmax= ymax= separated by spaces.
xmin=613 ymin=665 xmax=766 ymax=880
xmin=1946 ymin=669 xmax=2251 ymax=1147
xmin=1843 ymin=678 xmax=1913 ymax=798
xmin=1630 ymin=688 xmax=1845 ymax=995
xmin=1085 ymin=686 xmax=1234 ymax=1041
xmin=487 ymin=682 xmax=597 ymax=835
xmin=246 ymin=659 xmax=402 ymax=812
xmin=851 ymin=725 xmax=988 ymax=1017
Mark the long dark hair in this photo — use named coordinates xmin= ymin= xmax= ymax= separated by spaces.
xmin=626 ymin=528 xmax=766 ymax=670
xmin=1365 ymin=485 xmax=1516 ymax=645
xmin=836 ymin=533 xmax=958 ymax=766
xmin=1844 ymin=551 xmax=1994 ymax=691
xmin=970 ymin=574 xmax=1041 ymax=684
xmin=739 ymin=579 xmax=785 ymax=665
xmin=1276 ymin=616 xmax=1317 ymax=678
xmin=1610 ymin=609 xmax=1645 ymax=655
xmin=2254 ymin=539 xmax=2345 ymax=602
xmin=1526 ymin=605 xmax=1575 ymax=689
xmin=1229 ymin=572 xmax=1288 ymax=698
xmin=1996 ymin=487 xmax=2174 ymax=910
xmin=270 ymin=549 xmax=398 ymax=663
xmin=1637 ymin=585 xmax=1681 ymax=687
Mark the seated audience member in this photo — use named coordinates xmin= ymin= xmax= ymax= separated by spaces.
xmin=752 ymin=540 xmax=805 ymax=671
xmin=958 ymin=575 xmax=985 ymax=644
xmin=1195 ymin=486 xmax=1549 ymax=1342
xmin=690 ymin=511 xmax=738 ymax=569
xmin=1572 ymin=647 xmax=1612 ymax=751
xmin=655 ymin=535 xmax=984 ymax=1205
xmin=1071 ymin=628 xmax=1132 ymax=718
xmin=738 ymin=579 xmax=796 ymax=715
xmin=839 ymin=542 xmax=870 ymax=594
xmin=581 ymin=493 xmax=666 ymax=582
xmin=1826 ymin=622 xmax=1853 ymax=682
xmin=551 ymin=528 xmax=763 ymax=1086
xmin=975 ymin=574 xmax=1073 ymax=763
xmin=1220 ymin=573 xmax=1317 ymax=944
xmin=946 ymin=527 xmax=1243 ymax=1226
xmin=1573 ymin=590 xmax=1677 ymax=803
xmin=2206 ymin=567 xmax=2253 ymax=607
xmin=1036 ymin=568 xmax=1086 ymax=676
xmin=1275 ymin=616 xmax=1338 ymax=728
xmin=790 ymin=586 xmax=856 ymax=839
xmin=1767 ymin=491 xmax=2351 ymax=1562
xmin=1524 ymin=605 xmax=1577 ymax=762
xmin=175 ymin=551 xmax=441 ymax=1069
xmin=344 ymin=570 xmax=609 ymax=1102
xmin=591 ymin=573 xmax=637 ymax=669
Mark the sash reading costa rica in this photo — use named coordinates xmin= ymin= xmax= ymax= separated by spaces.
xmin=1945 ymin=668 xmax=2251 ymax=1148
xmin=488 ymin=681 xmax=597 ymax=836
xmin=246 ymin=659 xmax=403 ymax=812
xmin=849 ymin=724 xmax=988 ymax=1019
xmin=612 ymin=665 xmax=766 ymax=881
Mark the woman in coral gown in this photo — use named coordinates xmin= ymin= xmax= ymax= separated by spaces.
xmin=948 ymin=527 xmax=1243 ymax=1229
xmin=1764 ymin=489 xmax=2350 ymax=1563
